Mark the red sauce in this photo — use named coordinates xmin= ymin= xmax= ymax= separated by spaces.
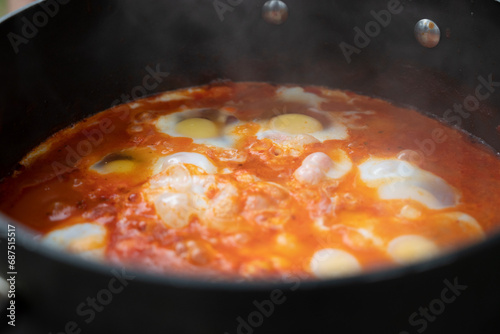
xmin=1 ymin=82 xmax=500 ymax=280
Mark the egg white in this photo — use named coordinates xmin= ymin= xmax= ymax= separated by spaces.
xmin=42 ymin=223 xmax=107 ymax=260
xmin=145 ymin=152 xmax=241 ymax=231
xmin=358 ymin=158 xmax=459 ymax=210
xmin=294 ymin=151 xmax=352 ymax=185
xmin=155 ymin=108 xmax=239 ymax=148
xmin=276 ymin=87 xmax=327 ymax=108
xmin=310 ymin=248 xmax=362 ymax=279
xmin=152 ymin=152 xmax=218 ymax=176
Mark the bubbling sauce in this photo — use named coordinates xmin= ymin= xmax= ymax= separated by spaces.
xmin=1 ymin=82 xmax=500 ymax=280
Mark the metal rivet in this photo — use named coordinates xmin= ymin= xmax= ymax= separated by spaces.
xmin=414 ymin=19 xmax=441 ymax=48
xmin=262 ymin=0 xmax=288 ymax=25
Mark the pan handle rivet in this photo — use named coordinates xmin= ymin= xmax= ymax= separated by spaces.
xmin=262 ymin=0 xmax=288 ymax=25
xmin=414 ymin=19 xmax=441 ymax=48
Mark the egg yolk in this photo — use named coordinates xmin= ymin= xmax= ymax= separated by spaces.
xmin=270 ymin=114 xmax=323 ymax=134
xmin=101 ymin=160 xmax=136 ymax=174
xmin=175 ymin=118 xmax=219 ymax=138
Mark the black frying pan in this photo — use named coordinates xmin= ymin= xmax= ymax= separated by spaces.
xmin=1 ymin=1 xmax=500 ymax=333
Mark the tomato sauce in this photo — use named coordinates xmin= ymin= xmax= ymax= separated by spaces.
xmin=1 ymin=82 xmax=499 ymax=280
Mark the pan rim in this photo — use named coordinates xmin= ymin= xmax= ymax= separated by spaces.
xmin=1 ymin=211 xmax=498 ymax=292
xmin=1 ymin=0 xmax=499 ymax=293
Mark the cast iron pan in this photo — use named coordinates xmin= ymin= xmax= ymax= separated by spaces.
xmin=1 ymin=0 xmax=500 ymax=333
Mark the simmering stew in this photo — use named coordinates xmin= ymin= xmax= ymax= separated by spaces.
xmin=1 ymin=82 xmax=499 ymax=280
